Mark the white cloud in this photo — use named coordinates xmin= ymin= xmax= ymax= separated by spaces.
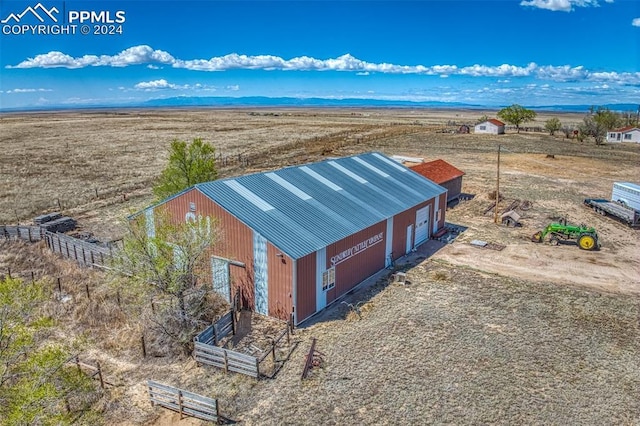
xmin=226 ymin=85 xmax=240 ymax=91
xmin=7 ymin=45 xmax=174 ymax=69
xmin=632 ymin=18 xmax=640 ymax=27
xmin=5 ymin=88 xmax=52 ymax=94
xmin=7 ymin=45 xmax=640 ymax=86
xmin=520 ymin=0 xmax=604 ymax=12
xmin=459 ymin=63 xmax=537 ymax=77
xmin=133 ymin=79 xmax=218 ymax=92
xmin=134 ymin=79 xmax=178 ymax=90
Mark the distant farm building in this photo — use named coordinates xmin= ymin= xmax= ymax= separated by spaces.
xmin=137 ymin=152 xmax=447 ymax=325
xmin=606 ymin=126 xmax=640 ymax=143
xmin=409 ymin=160 xmax=465 ymax=203
xmin=475 ymin=119 xmax=505 ymax=135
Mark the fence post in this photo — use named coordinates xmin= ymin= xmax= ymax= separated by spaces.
xmin=75 ymin=356 xmax=81 ymax=374
xmin=286 ymin=323 xmax=290 ymax=345
xmin=116 ymin=290 xmax=121 ymax=307
xmin=255 ymin=357 xmax=260 ymax=381
xmin=7 ymin=267 xmax=11 ymax=279
xmin=223 ymin=350 xmax=228 ymax=373
xmin=141 ymin=335 xmax=147 ymax=358
xmin=73 ymin=244 xmax=78 ymax=261
xmin=90 ymin=251 xmax=95 ymax=265
xmin=100 ymin=252 xmax=104 ymax=264
xmin=178 ymin=390 xmax=184 ymax=420
xmin=85 ymin=283 xmax=91 ymax=300
xmin=82 ymin=247 xmax=87 ymax=265
xmin=231 ymin=310 xmax=236 ymax=336
xmin=271 ymin=341 xmax=276 ymax=366
xmin=65 ymin=239 xmax=70 ymax=257
xmin=96 ymin=361 xmax=104 ymax=389
xmin=31 ymin=271 xmax=35 ymax=283
xmin=57 ymin=277 xmax=62 ymax=293
xmin=28 ymin=227 xmax=32 ymax=242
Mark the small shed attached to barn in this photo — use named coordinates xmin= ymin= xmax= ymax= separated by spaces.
xmin=409 ymin=160 xmax=465 ymax=203
xmin=136 ymin=152 xmax=447 ymax=325
xmin=475 ymin=119 xmax=505 ymax=135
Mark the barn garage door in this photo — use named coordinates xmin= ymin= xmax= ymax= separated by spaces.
xmin=415 ymin=206 xmax=430 ymax=246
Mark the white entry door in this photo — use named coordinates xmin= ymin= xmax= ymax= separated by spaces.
xmin=406 ymin=224 xmax=413 ymax=254
xmin=415 ymin=206 xmax=430 ymax=246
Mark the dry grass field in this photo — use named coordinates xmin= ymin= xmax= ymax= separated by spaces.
xmin=1 ymin=108 xmax=639 ymax=425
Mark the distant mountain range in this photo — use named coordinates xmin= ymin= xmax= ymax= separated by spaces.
xmin=143 ymin=96 xmax=638 ymax=112
xmin=2 ymin=96 xmax=638 ymax=113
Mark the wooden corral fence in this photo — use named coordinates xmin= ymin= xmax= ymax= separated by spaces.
xmin=68 ymin=355 xmax=113 ymax=389
xmin=194 ymin=311 xmax=235 ymax=346
xmin=194 ymin=342 xmax=260 ymax=378
xmin=1 ymin=225 xmax=45 ymax=242
xmin=2 ymin=224 xmax=115 ymax=268
xmin=194 ymin=309 xmax=296 ymax=379
xmin=147 ymin=380 xmax=221 ymax=423
xmin=505 ymin=125 xmax=545 ymax=133
xmin=43 ymin=231 xmax=112 ymax=267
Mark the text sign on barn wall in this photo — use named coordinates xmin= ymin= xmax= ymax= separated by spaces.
xmin=330 ymin=232 xmax=384 ymax=266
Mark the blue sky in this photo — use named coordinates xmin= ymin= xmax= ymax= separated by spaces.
xmin=0 ymin=0 xmax=638 ymax=110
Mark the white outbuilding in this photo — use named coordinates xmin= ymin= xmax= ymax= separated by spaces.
xmin=606 ymin=126 xmax=640 ymax=143
xmin=474 ymin=119 xmax=505 ymax=135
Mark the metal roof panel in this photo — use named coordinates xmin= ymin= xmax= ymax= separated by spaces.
xmin=194 ymin=152 xmax=446 ymax=259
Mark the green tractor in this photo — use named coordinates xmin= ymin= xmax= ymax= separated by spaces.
xmin=531 ymin=220 xmax=600 ymax=251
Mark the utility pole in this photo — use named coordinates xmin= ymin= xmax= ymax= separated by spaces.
xmin=494 ymin=144 xmax=501 ymax=224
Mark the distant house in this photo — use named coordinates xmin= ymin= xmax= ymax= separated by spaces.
xmin=606 ymin=126 xmax=640 ymax=143
xmin=474 ymin=119 xmax=505 ymax=135
xmin=410 ymin=160 xmax=465 ymax=203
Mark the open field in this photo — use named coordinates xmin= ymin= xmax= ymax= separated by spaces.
xmin=1 ymin=108 xmax=639 ymax=424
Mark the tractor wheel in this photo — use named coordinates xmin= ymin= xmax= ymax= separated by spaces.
xmin=578 ymin=233 xmax=597 ymax=250
xmin=550 ymin=236 xmax=559 ymax=246
xmin=531 ymin=231 xmax=543 ymax=243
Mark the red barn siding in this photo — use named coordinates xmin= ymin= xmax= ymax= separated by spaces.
xmin=267 ymin=243 xmax=293 ymax=321
xmin=295 ymin=252 xmax=317 ymax=324
xmin=159 ymin=188 xmax=256 ymax=308
xmin=440 ymin=177 xmax=462 ymax=202
xmin=325 ymin=221 xmax=387 ymax=304
xmin=391 ymin=200 xmax=434 ymax=258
